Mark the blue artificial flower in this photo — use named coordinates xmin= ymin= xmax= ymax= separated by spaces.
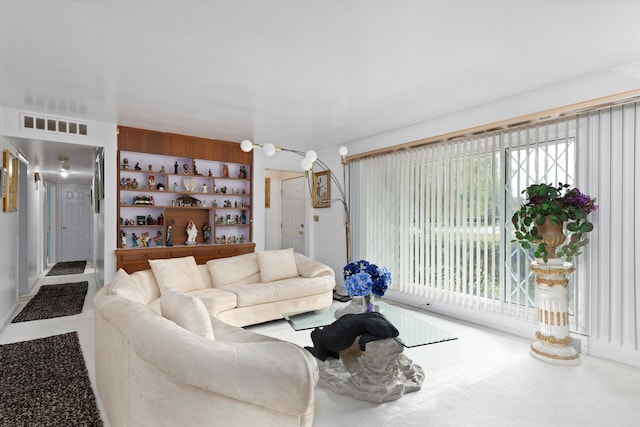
xmin=342 ymin=260 xmax=391 ymax=297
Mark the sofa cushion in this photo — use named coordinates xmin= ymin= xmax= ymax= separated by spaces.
xmin=109 ymin=268 xmax=145 ymax=304
xmin=226 ymin=277 xmax=334 ymax=307
xmin=257 ymin=248 xmax=298 ymax=282
xmin=160 ymin=289 xmax=215 ymax=340
xmin=206 ymin=253 xmax=260 ymax=287
xmin=149 ymin=256 xmax=206 ymax=293
xmin=186 ymin=288 xmax=238 ymax=315
xmin=197 ymin=264 xmax=213 ymax=288
xmin=130 ymin=269 xmax=161 ymax=303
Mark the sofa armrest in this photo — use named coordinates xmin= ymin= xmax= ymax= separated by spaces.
xmin=124 ymin=307 xmax=316 ymax=416
xmin=294 ymin=252 xmax=336 ymax=279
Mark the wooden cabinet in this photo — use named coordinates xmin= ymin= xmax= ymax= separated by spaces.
xmin=116 ymin=127 xmax=254 ymax=273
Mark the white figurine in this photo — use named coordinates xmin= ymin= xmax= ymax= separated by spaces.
xmin=185 ymin=220 xmax=198 ymax=245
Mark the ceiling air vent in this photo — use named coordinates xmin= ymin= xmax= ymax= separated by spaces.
xmin=20 ymin=113 xmax=88 ymax=136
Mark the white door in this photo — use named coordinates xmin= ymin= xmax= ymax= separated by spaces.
xmin=281 ymin=177 xmax=306 ymax=254
xmin=60 ymin=185 xmax=92 ymax=262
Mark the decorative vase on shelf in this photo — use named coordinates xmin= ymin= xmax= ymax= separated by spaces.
xmin=537 ymin=217 xmax=565 ymax=260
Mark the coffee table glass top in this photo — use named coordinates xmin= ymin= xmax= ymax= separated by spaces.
xmin=284 ymin=301 xmax=457 ymax=348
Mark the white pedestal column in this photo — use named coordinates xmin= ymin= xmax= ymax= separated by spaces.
xmin=529 ymin=260 xmax=579 ymax=365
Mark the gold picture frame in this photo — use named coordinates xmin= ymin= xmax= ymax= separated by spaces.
xmin=3 ymin=149 xmax=18 ymax=212
xmin=265 ymin=177 xmax=271 ymax=208
xmin=313 ymin=170 xmax=331 ymax=208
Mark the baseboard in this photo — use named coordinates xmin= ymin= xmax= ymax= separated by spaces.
xmin=0 ymin=301 xmax=18 ymax=331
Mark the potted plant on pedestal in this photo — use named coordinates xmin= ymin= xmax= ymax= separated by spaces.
xmin=511 ymin=182 xmax=598 ymax=365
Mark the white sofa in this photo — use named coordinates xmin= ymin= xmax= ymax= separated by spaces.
xmin=94 ymin=249 xmax=335 ymax=427
xmin=109 ymin=248 xmax=335 ymax=327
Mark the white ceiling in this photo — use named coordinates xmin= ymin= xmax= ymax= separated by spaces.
xmin=2 ymin=0 xmax=640 ymax=184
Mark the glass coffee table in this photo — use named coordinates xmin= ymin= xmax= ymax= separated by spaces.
xmin=284 ymin=301 xmax=457 ymax=348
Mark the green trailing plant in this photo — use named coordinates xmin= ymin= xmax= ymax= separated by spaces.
xmin=511 ymin=183 xmax=598 ymax=262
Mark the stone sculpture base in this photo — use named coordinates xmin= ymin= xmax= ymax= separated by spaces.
xmin=316 ymin=337 xmax=425 ymax=403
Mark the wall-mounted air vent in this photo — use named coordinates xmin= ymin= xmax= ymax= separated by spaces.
xmin=20 ymin=113 xmax=88 ymax=136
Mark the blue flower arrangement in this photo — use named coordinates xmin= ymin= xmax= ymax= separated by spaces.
xmin=343 ymin=260 xmax=391 ymax=298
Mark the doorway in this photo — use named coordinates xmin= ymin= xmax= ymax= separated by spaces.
xmin=281 ymin=176 xmax=306 ymax=254
xmin=58 ymin=184 xmax=92 ymax=262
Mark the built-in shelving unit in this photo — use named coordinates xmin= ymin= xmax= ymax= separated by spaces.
xmin=115 ymin=126 xmax=255 ymax=273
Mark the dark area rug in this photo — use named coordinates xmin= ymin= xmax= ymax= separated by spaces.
xmin=0 ymin=331 xmax=103 ymax=426
xmin=12 ymin=282 xmax=88 ymax=323
xmin=46 ymin=260 xmax=87 ymax=276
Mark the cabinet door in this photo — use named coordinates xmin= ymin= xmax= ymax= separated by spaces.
xmin=119 ymin=127 xmax=164 ymax=154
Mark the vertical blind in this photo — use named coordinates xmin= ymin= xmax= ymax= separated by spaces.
xmin=350 ymin=102 xmax=640 ymax=366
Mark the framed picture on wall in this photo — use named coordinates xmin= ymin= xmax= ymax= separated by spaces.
xmin=265 ymin=177 xmax=271 ymax=208
xmin=3 ymin=149 xmax=18 ymax=212
xmin=312 ymin=170 xmax=331 ymax=208
xmin=0 ymin=166 xmax=6 ymax=199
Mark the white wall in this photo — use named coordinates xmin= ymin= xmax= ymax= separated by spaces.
xmin=0 ymin=133 xmax=20 ymax=328
xmin=346 ymin=61 xmax=640 ymax=157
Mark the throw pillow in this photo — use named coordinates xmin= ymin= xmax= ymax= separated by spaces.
xmin=160 ymin=289 xmax=215 ymax=340
xmin=257 ymin=248 xmax=299 ymax=282
xmin=109 ymin=268 xmax=146 ymax=304
xmin=149 ymin=256 xmax=206 ymax=293
xmin=206 ymin=252 xmax=260 ymax=287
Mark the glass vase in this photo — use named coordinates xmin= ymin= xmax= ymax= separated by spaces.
xmin=363 ymin=294 xmax=374 ymax=313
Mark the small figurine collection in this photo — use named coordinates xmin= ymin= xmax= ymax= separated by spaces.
xmin=120 ymin=157 xmax=250 ymax=249
xmin=121 ymin=158 xmax=248 ymax=180
xmin=120 ymin=214 xmax=164 ymax=227
xmin=216 ymin=211 xmax=247 ymax=225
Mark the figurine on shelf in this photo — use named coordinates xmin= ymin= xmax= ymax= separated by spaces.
xmin=140 ymin=232 xmax=150 ymax=247
xmin=223 ymin=164 xmax=229 ymax=177
xmin=174 ymin=161 xmax=178 ymax=174
xmin=193 ymin=160 xmax=200 ymax=175
xmin=131 ymin=232 xmax=139 ymax=247
xmin=125 ymin=178 xmax=132 ymax=188
xmin=131 ymin=178 xmax=139 ymax=189
xmin=240 ymin=211 xmax=247 ymax=224
xmin=154 ymin=230 xmax=163 ymax=246
xmin=183 ymin=163 xmax=189 ymax=175
xmin=185 ymin=220 xmax=198 ymax=245
xmin=148 ymin=175 xmax=155 ymax=189
xmin=134 ymin=162 xmax=141 ymax=171
xmin=172 ymin=182 xmax=178 ymax=191
xmin=202 ymin=183 xmax=208 ymax=193
xmin=202 ymin=223 xmax=211 ymax=243
xmin=238 ymin=166 xmax=247 ymax=179
xmin=166 ymin=219 xmax=175 ymax=246
xmin=122 ymin=158 xmax=130 ymax=169
xmin=208 ymin=168 xmax=212 ymax=177
xmin=158 ymin=213 xmax=164 ymax=225
xmin=148 ymin=164 xmax=153 ymax=172
xmin=160 ymin=165 xmax=166 ymax=173
xmin=146 ymin=214 xmax=154 ymax=225
xmin=120 ymin=231 xmax=127 ymax=248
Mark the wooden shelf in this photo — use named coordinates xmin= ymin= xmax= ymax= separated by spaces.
xmin=116 ymin=126 xmax=254 ymax=271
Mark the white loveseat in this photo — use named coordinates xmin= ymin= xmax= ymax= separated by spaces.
xmin=94 ymin=249 xmax=335 ymax=426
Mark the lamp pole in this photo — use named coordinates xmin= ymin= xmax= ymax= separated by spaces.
xmin=241 ymin=140 xmax=351 ymax=264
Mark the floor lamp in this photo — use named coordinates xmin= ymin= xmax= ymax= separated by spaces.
xmin=240 ymin=140 xmax=351 ymax=269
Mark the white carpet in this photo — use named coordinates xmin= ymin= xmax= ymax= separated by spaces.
xmin=2 ymin=274 xmax=639 ymax=427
